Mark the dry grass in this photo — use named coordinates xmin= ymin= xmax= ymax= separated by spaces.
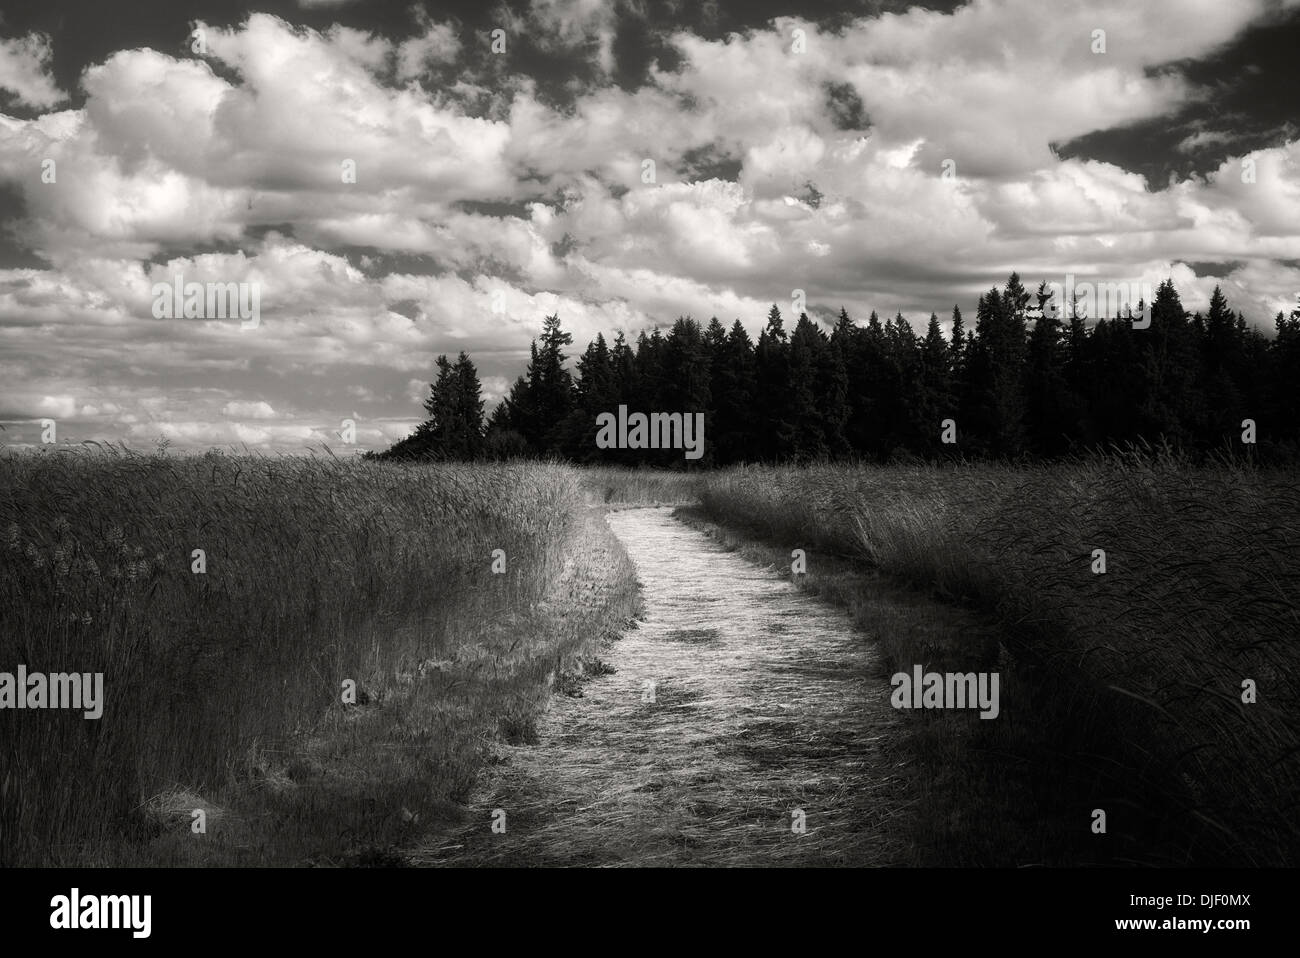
xmin=7 ymin=445 xmax=1293 ymax=867
xmin=0 ymin=446 xmax=638 ymax=866
xmin=698 ymin=450 xmax=1300 ymax=866
xmin=415 ymin=508 xmax=906 ymax=867
xmin=577 ymin=466 xmax=707 ymax=506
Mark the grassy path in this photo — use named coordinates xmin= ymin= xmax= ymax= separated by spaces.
xmin=414 ymin=507 xmax=906 ymax=866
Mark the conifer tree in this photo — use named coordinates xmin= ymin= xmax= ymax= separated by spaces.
xmin=711 ymin=320 xmax=756 ymax=463
xmin=919 ymin=312 xmax=953 ymax=455
xmin=831 ymin=307 xmax=870 ymax=456
xmin=1024 ymin=283 xmax=1073 ymax=455
xmin=755 ymin=305 xmax=794 ymax=461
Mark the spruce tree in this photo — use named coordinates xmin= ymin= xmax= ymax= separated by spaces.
xmin=755 ymin=305 xmax=794 ymax=461
xmin=883 ymin=312 xmax=922 ymax=455
xmin=950 ymin=305 xmax=966 ymax=379
xmin=1197 ymin=285 xmax=1244 ymax=447
xmin=564 ymin=332 xmax=616 ymax=461
xmin=831 ymin=307 xmax=870 ymax=456
xmin=712 ymin=320 xmax=757 ymax=463
xmin=386 ymin=352 xmax=487 ymax=461
xmin=788 ymin=314 xmax=831 ymax=461
xmin=919 ymin=312 xmax=953 ymax=455
xmin=523 ymin=314 xmax=575 ymax=455
xmin=450 ymin=352 xmax=486 ymax=458
xmin=1023 ymin=284 xmax=1073 ymax=455
xmin=661 ymin=317 xmax=712 ymax=466
xmin=965 ymin=281 xmax=1027 ymax=456
xmin=1138 ymin=279 xmax=1199 ymax=447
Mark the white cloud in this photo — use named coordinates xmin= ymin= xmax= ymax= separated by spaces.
xmin=396 ymin=17 xmax=461 ymax=81
xmin=37 ymin=395 xmax=77 ymax=419
xmin=1 ymin=2 xmax=1298 ymax=451
xmin=222 ymin=400 xmax=277 ymax=419
xmin=0 ymin=33 xmax=66 ymax=109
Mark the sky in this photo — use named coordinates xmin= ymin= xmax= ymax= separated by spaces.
xmin=1 ymin=0 xmax=1298 ymax=452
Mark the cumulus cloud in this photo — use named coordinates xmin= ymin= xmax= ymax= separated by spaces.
xmin=0 ymin=33 xmax=66 ymax=110
xmin=1 ymin=2 xmax=1297 ymax=450
xmin=396 ymin=15 xmax=461 ymax=81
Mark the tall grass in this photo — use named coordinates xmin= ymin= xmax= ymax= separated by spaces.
xmin=700 ymin=450 xmax=1300 ymax=865
xmin=0 ymin=447 xmax=635 ymax=865
xmin=578 ymin=466 xmax=707 ymax=506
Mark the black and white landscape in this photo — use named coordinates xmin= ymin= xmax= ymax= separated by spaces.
xmin=0 ymin=0 xmax=1297 ymax=905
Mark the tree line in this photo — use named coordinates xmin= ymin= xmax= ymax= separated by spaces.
xmin=369 ymin=273 xmax=1300 ymax=465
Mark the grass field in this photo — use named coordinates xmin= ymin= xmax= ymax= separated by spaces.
xmin=0 ymin=448 xmax=637 ymax=865
xmin=3 ymin=447 xmax=1295 ymax=867
xmin=693 ymin=449 xmax=1300 ymax=866
xmin=578 ymin=465 xmax=707 ymax=506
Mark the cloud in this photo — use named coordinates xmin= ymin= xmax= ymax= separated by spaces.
xmin=1177 ymin=130 xmax=1239 ymax=154
xmin=0 ymin=16 xmax=518 ymax=264
xmin=0 ymin=33 xmax=66 ymax=110
xmin=35 ymin=395 xmax=76 ymax=419
xmin=1 ymin=2 xmax=1298 ymax=451
xmin=527 ymin=0 xmax=621 ymax=73
xmin=221 ymin=400 xmax=277 ymax=419
xmin=396 ymin=15 xmax=461 ymax=81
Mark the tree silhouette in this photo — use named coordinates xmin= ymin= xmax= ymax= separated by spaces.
xmin=381 ymin=352 xmax=485 ymax=460
xmin=373 ymin=276 xmax=1300 ymax=465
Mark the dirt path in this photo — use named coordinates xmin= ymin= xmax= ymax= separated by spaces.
xmin=413 ymin=507 xmax=904 ymax=866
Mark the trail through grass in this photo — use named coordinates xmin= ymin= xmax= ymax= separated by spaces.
xmin=415 ymin=507 xmax=909 ymax=866
xmin=697 ymin=453 xmax=1300 ymax=866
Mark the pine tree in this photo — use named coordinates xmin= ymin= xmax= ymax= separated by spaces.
xmin=450 ymin=352 xmax=486 ymax=458
xmin=780 ymin=314 xmax=832 ymax=460
xmin=831 ymin=307 xmax=870 ymax=456
xmin=563 ymin=332 xmax=616 ymax=461
xmin=386 ymin=352 xmax=486 ymax=460
xmin=1270 ymin=304 xmax=1300 ymax=448
xmin=1196 ymin=285 xmax=1244 ymax=447
xmin=856 ymin=310 xmax=892 ymax=459
xmin=422 ymin=355 xmax=458 ymax=447
xmin=1023 ymin=283 xmax=1073 ymax=455
xmin=663 ymin=318 xmax=712 ymax=411
xmin=964 ymin=280 xmax=1028 ymax=456
xmin=705 ymin=317 xmax=727 ymax=354
xmin=950 ymin=305 xmax=966 ymax=379
xmin=483 ymin=397 xmax=527 ymax=459
xmin=919 ymin=312 xmax=953 ymax=455
xmin=755 ymin=305 xmax=794 ymax=461
xmin=633 ymin=329 xmax=666 ymax=413
xmin=372 ymin=273 xmax=1292 ymax=467
xmin=712 ymin=320 xmax=757 ymax=463
xmin=816 ymin=317 xmax=851 ymax=458
xmin=522 ymin=314 xmax=575 ymax=455
xmin=661 ymin=317 xmax=712 ymax=466
xmin=883 ymin=312 xmax=922 ymax=455
xmin=1137 ymin=279 xmax=1200 ymax=447
xmin=1084 ymin=313 xmax=1141 ymax=446
xmin=611 ymin=330 xmax=637 ymax=406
